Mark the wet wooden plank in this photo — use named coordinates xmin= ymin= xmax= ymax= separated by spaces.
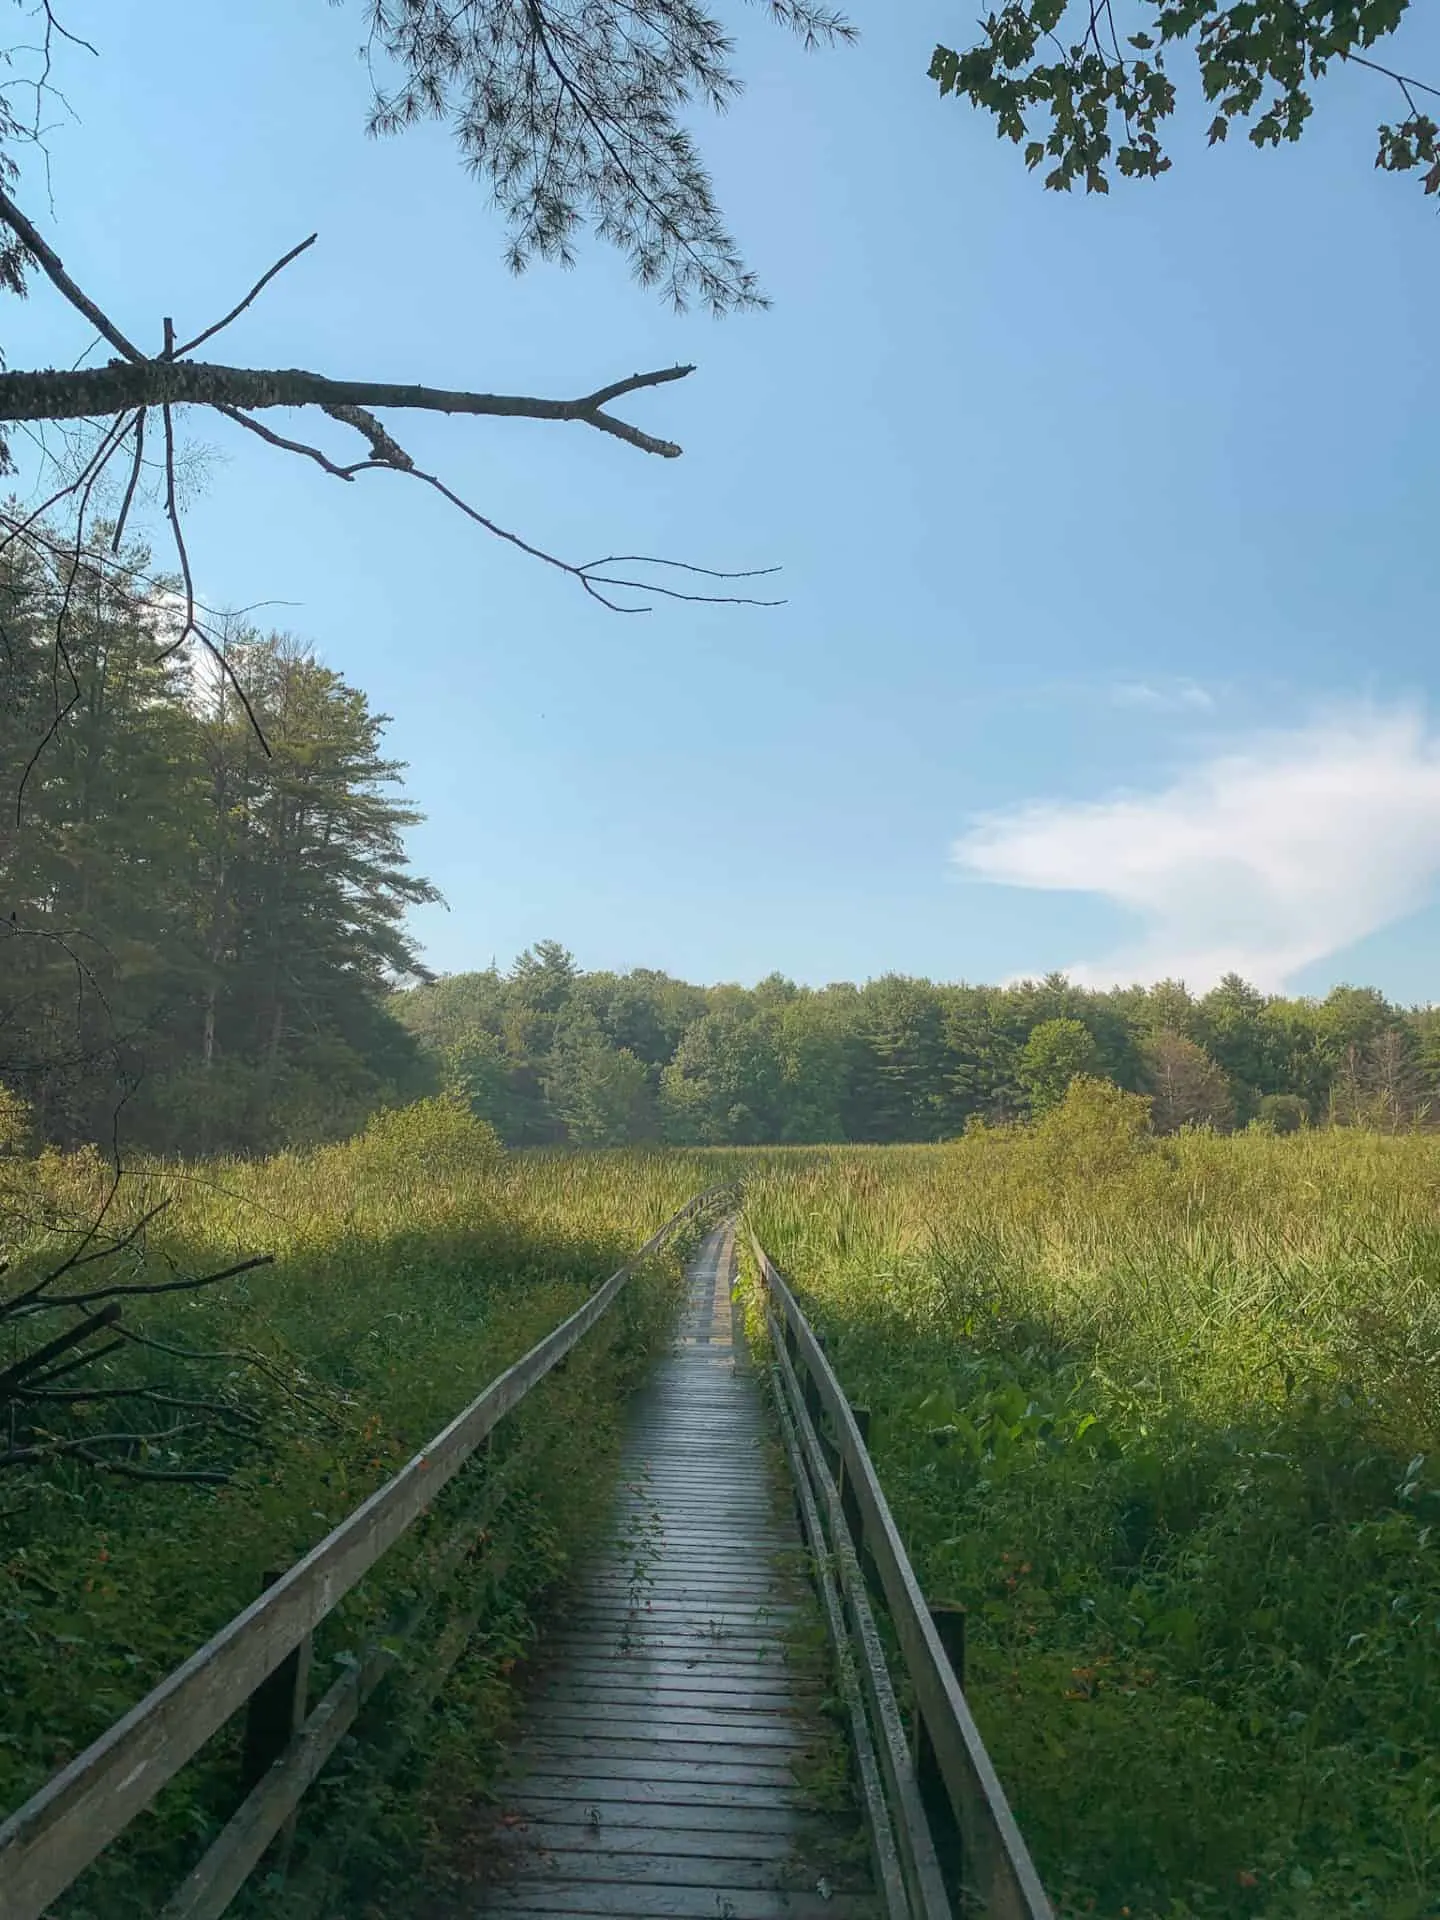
xmin=479 ymin=1225 xmax=877 ymax=1918
xmin=502 ymin=1822 xmax=824 ymax=1859
xmin=520 ymin=1746 xmax=800 ymax=1785
xmin=483 ymin=1885 xmax=875 ymax=1918
xmin=501 ymin=1798 xmax=808 ymax=1836
xmin=538 ymin=1642 xmax=798 ymax=1673
xmin=537 ymin=1704 xmax=814 ymax=1735
xmin=542 ymin=1630 xmax=797 ymax=1655
xmin=532 ymin=1689 xmax=806 ymax=1717
xmin=509 ymin=1773 xmax=798 ymax=1810
xmin=496 ymin=1849 xmax=869 ymax=1892
xmin=530 ymin=1714 xmax=807 ymax=1749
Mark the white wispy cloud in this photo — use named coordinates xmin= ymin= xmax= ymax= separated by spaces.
xmin=953 ymin=707 xmax=1440 ymax=991
xmin=1108 ymin=679 xmax=1215 ymax=713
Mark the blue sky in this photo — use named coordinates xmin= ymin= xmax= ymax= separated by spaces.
xmin=10 ymin=1 xmax=1440 ymax=997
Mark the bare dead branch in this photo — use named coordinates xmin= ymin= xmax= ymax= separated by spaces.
xmin=217 ymin=403 xmax=366 ymax=478
xmin=16 ymin=1383 xmax=261 ymax=1428
xmin=174 ymin=232 xmax=318 ymax=357
xmin=34 ymin=1250 xmax=275 ymax=1311
xmin=0 ymin=1303 xmax=123 ymax=1397
xmin=66 ymin=1447 xmax=229 ymax=1484
xmin=0 ymin=1421 xmax=226 ymax=1481
xmin=1 ymin=1197 xmax=171 ymax=1315
xmin=0 ymin=355 xmax=695 ymax=457
xmin=388 ymin=464 xmax=781 ymax=611
xmin=322 ymin=400 xmax=415 ymax=467
xmin=0 ymin=183 xmax=143 ymax=361
xmin=112 ymin=1323 xmax=336 ymax=1410
xmin=110 ymin=405 xmax=145 ymax=551
xmin=23 ymin=1335 xmax=125 ymax=1387
xmin=156 ymin=396 xmax=197 ymax=658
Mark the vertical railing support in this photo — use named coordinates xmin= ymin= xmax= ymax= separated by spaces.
xmin=914 ymin=1600 xmax=968 ymax=1904
xmin=240 ymin=1571 xmax=313 ymax=1794
xmin=839 ymin=1404 xmax=880 ymax=1592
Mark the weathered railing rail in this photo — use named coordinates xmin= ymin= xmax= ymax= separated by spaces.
xmin=748 ymin=1226 xmax=1054 ymax=1920
xmin=0 ymin=1190 xmax=728 ymax=1920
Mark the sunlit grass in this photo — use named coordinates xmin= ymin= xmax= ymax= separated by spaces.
xmin=744 ymin=1091 xmax=1440 ymax=1919
xmin=1 ymin=1103 xmax=715 ymax=1916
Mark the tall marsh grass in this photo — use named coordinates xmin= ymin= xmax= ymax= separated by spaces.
xmin=745 ymin=1087 xmax=1440 ymax=1919
xmin=0 ymin=1102 xmax=715 ymax=1915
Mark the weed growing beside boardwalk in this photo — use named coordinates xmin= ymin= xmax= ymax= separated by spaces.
xmin=745 ymin=1090 xmax=1440 ymax=1919
xmin=0 ymin=1104 xmax=712 ymax=1917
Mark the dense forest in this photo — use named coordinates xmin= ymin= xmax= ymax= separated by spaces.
xmin=398 ymin=946 xmax=1440 ymax=1146
xmin=7 ymin=527 xmax=1440 ymax=1159
xmin=1 ymin=535 xmax=436 ymax=1156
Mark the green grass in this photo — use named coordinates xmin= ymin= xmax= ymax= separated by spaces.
xmin=10 ymin=1097 xmax=1440 ymax=1918
xmin=742 ymin=1089 xmax=1440 ymax=1919
xmin=0 ymin=1102 xmax=717 ymax=1916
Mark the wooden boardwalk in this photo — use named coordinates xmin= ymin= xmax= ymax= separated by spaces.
xmin=479 ymin=1223 xmax=877 ymax=1920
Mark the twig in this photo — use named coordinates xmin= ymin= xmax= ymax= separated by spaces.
xmin=217 ymin=404 xmax=369 ymax=479
xmin=68 ymin=1448 xmax=228 ymax=1484
xmin=110 ymin=406 xmax=145 ymax=552
xmin=0 ymin=1303 xmax=123 ymax=1397
xmin=392 ymin=465 xmax=782 ymax=611
xmin=36 ymin=1250 xmax=274 ymax=1310
xmin=174 ymin=232 xmax=318 ymax=358
xmin=112 ymin=1323 xmax=334 ymax=1408
xmin=4 ymin=1199 xmax=173 ymax=1316
xmin=1342 ymin=50 xmax=1440 ymax=102
xmin=156 ymin=394 xmax=197 ymax=658
xmin=22 ymin=1336 xmax=125 ymax=1387
xmin=16 ymin=1383 xmax=261 ymax=1428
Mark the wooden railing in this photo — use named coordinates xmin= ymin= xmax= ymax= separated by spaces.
xmin=748 ymin=1227 xmax=1054 ymax=1920
xmin=0 ymin=1191 xmax=727 ymax=1920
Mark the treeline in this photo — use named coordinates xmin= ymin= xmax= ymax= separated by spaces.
xmin=395 ymin=945 xmax=1440 ymax=1146
xmin=8 ymin=530 xmax=1439 ymax=1159
xmin=1 ymin=534 xmax=435 ymax=1155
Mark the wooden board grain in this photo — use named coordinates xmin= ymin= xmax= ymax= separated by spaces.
xmin=477 ymin=1225 xmax=878 ymax=1919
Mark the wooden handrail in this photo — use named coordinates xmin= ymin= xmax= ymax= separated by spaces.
xmin=748 ymin=1227 xmax=1054 ymax=1920
xmin=0 ymin=1191 xmax=725 ymax=1920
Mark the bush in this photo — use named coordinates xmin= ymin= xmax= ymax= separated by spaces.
xmin=1031 ymin=1074 xmax=1153 ymax=1181
xmin=1254 ymin=1092 xmax=1308 ymax=1134
xmin=349 ymin=1090 xmax=503 ymax=1178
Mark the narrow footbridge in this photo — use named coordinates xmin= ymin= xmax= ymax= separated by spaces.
xmin=0 ymin=1196 xmax=1052 ymax=1920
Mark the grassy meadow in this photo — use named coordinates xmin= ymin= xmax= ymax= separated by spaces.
xmin=0 ymin=1101 xmax=717 ymax=1916
xmin=7 ymin=1089 xmax=1440 ymax=1919
xmin=744 ymin=1084 xmax=1440 ymax=1919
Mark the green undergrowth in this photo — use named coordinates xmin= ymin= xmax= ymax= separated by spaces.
xmin=1 ymin=1103 xmax=714 ymax=1916
xmin=743 ymin=1089 xmax=1440 ymax=1920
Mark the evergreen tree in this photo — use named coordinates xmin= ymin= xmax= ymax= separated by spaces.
xmin=2 ymin=541 xmax=436 ymax=1155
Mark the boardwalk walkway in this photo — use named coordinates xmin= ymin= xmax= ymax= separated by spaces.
xmin=479 ymin=1223 xmax=877 ymax=1919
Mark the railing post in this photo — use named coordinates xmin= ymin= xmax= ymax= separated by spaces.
xmin=802 ymin=1334 xmax=825 ymax=1437
xmin=240 ymin=1571 xmax=313 ymax=1793
xmin=838 ymin=1404 xmax=874 ymax=1583
xmin=838 ymin=1404 xmax=867 ymax=1538
xmin=914 ymin=1600 xmax=967 ymax=1903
